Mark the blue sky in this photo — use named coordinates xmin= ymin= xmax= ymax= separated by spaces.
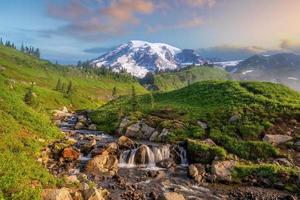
xmin=1 ymin=0 xmax=300 ymax=63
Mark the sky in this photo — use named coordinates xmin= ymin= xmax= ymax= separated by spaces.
xmin=1 ymin=0 xmax=300 ymax=63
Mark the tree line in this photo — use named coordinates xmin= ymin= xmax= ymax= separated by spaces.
xmin=0 ymin=37 xmax=40 ymax=58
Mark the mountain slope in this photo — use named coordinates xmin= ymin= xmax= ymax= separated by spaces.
xmin=141 ymin=66 xmax=231 ymax=91
xmin=0 ymin=45 xmax=147 ymax=199
xmin=91 ymin=40 xmax=204 ymax=77
xmin=232 ymin=53 xmax=300 ymax=90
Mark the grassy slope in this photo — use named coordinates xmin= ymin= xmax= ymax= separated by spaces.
xmin=0 ymin=45 xmax=147 ymax=199
xmin=153 ymin=66 xmax=231 ymax=91
xmin=0 ymin=45 xmax=147 ymax=111
xmin=91 ymin=81 xmax=300 ymax=160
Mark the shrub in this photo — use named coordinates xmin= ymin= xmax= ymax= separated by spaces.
xmin=187 ymin=139 xmax=227 ymax=164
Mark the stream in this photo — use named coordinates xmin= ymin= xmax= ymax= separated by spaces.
xmin=45 ymin=112 xmax=297 ymax=200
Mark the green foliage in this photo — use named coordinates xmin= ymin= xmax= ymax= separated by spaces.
xmin=210 ymin=129 xmax=278 ymax=160
xmin=24 ymin=84 xmax=35 ymax=106
xmin=187 ymin=139 xmax=227 ymax=164
xmin=112 ymin=86 xmax=117 ymax=99
xmin=55 ymin=78 xmax=62 ymax=91
xmin=131 ymin=85 xmax=138 ymax=112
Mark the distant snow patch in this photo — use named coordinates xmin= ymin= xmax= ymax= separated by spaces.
xmin=288 ymin=77 xmax=298 ymax=81
xmin=242 ymin=70 xmax=254 ymax=75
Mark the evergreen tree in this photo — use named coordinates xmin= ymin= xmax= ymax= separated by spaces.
xmin=66 ymin=81 xmax=73 ymax=95
xmin=0 ymin=38 xmax=3 ymax=46
xmin=61 ymin=83 xmax=66 ymax=93
xmin=24 ymin=84 xmax=34 ymax=106
xmin=35 ymin=48 xmax=40 ymax=58
xmin=131 ymin=85 xmax=138 ymax=112
xmin=21 ymin=43 xmax=25 ymax=52
xmin=55 ymin=78 xmax=62 ymax=91
xmin=150 ymin=92 xmax=155 ymax=109
xmin=112 ymin=86 xmax=117 ymax=99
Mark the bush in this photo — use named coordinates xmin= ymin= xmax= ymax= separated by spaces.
xmin=187 ymin=139 xmax=227 ymax=164
xmin=210 ymin=129 xmax=278 ymax=160
xmin=238 ymin=123 xmax=264 ymax=140
xmin=89 ymin=109 xmax=120 ymax=133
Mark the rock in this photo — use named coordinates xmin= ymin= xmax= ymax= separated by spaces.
xmin=134 ymin=145 xmax=150 ymax=165
xmin=85 ymin=152 xmax=118 ymax=176
xmin=88 ymin=124 xmax=97 ymax=131
xmin=78 ymin=115 xmax=87 ymax=123
xmin=75 ymin=122 xmax=85 ymax=130
xmin=197 ymin=121 xmax=208 ymax=129
xmin=202 ymin=138 xmax=216 ymax=146
xmin=294 ymin=140 xmax=300 ymax=151
xmin=189 ymin=164 xmax=206 ymax=183
xmin=117 ymin=136 xmax=135 ymax=149
xmin=62 ymin=147 xmax=79 ymax=161
xmin=158 ymin=192 xmax=185 ymax=200
xmin=41 ymin=188 xmax=73 ymax=200
xmin=229 ymin=115 xmax=239 ymax=123
xmin=274 ymin=158 xmax=294 ymax=167
xmin=263 ymin=134 xmax=293 ymax=145
xmin=119 ymin=117 xmax=131 ymax=129
xmin=157 ymin=158 xmax=176 ymax=169
xmin=82 ymin=139 xmax=97 ymax=154
xmin=104 ymin=142 xmax=118 ymax=155
xmin=65 ymin=175 xmax=79 ymax=184
xmin=149 ymin=131 xmax=160 ymax=142
xmin=140 ymin=121 xmax=155 ymax=139
xmin=125 ymin=123 xmax=141 ymax=138
xmin=211 ymin=160 xmax=237 ymax=182
xmin=84 ymin=188 xmax=109 ymax=200
xmin=158 ymin=129 xmax=171 ymax=142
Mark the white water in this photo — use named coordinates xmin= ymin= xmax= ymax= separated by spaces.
xmin=119 ymin=144 xmax=188 ymax=168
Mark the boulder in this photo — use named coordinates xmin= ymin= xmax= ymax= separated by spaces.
xmin=134 ymin=145 xmax=151 ymax=165
xmin=158 ymin=129 xmax=171 ymax=142
xmin=140 ymin=122 xmax=155 ymax=139
xmin=65 ymin=175 xmax=79 ymax=184
xmin=157 ymin=158 xmax=176 ymax=169
xmin=263 ymin=134 xmax=293 ymax=145
xmin=88 ymin=124 xmax=97 ymax=131
xmin=62 ymin=147 xmax=79 ymax=161
xmin=158 ymin=192 xmax=185 ymax=200
xmin=41 ymin=188 xmax=72 ymax=200
xmin=294 ymin=140 xmax=300 ymax=151
xmin=197 ymin=121 xmax=208 ymax=129
xmin=75 ymin=122 xmax=85 ymax=130
xmin=189 ymin=164 xmax=206 ymax=183
xmin=85 ymin=152 xmax=118 ymax=176
xmin=104 ymin=142 xmax=118 ymax=155
xmin=84 ymin=188 xmax=109 ymax=200
xmin=81 ymin=139 xmax=97 ymax=154
xmin=149 ymin=131 xmax=160 ymax=142
xmin=211 ymin=160 xmax=237 ymax=182
xmin=117 ymin=136 xmax=135 ymax=149
xmin=119 ymin=117 xmax=131 ymax=129
xmin=125 ymin=123 xmax=141 ymax=138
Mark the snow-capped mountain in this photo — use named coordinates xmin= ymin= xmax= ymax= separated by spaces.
xmin=91 ymin=40 xmax=204 ymax=77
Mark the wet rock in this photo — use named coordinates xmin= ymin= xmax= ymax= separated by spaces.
xmin=189 ymin=164 xmax=206 ymax=183
xmin=157 ymin=158 xmax=176 ymax=169
xmin=141 ymin=122 xmax=155 ymax=139
xmin=158 ymin=192 xmax=185 ymax=200
xmin=263 ymin=134 xmax=293 ymax=145
xmin=75 ymin=122 xmax=85 ymax=130
xmin=62 ymin=147 xmax=79 ymax=161
xmin=42 ymin=188 xmax=72 ymax=200
xmin=118 ymin=136 xmax=135 ymax=149
xmin=211 ymin=160 xmax=237 ymax=182
xmin=84 ymin=187 xmax=109 ymax=200
xmin=88 ymin=124 xmax=97 ymax=131
xmin=105 ymin=142 xmax=118 ymax=155
xmin=82 ymin=139 xmax=97 ymax=154
xmin=125 ymin=123 xmax=141 ymax=138
xmin=134 ymin=145 xmax=151 ymax=165
xmin=85 ymin=151 xmax=118 ymax=177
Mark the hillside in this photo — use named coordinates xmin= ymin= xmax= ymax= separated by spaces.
xmin=0 ymin=45 xmax=147 ymax=199
xmin=90 ymin=81 xmax=300 ymax=193
xmin=232 ymin=53 xmax=300 ymax=90
xmin=147 ymin=66 xmax=231 ymax=91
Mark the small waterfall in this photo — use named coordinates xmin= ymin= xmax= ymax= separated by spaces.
xmin=119 ymin=144 xmax=171 ymax=168
xmin=179 ymin=146 xmax=188 ymax=166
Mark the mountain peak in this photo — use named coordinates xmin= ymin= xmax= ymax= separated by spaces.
xmin=91 ymin=40 xmax=203 ymax=78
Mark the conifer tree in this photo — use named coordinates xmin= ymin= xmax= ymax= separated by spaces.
xmin=150 ymin=92 xmax=155 ymax=109
xmin=55 ymin=78 xmax=62 ymax=91
xmin=61 ymin=83 xmax=66 ymax=93
xmin=131 ymin=85 xmax=138 ymax=112
xmin=66 ymin=81 xmax=73 ymax=95
xmin=112 ymin=86 xmax=117 ymax=99
xmin=0 ymin=38 xmax=3 ymax=46
xmin=24 ymin=83 xmax=34 ymax=106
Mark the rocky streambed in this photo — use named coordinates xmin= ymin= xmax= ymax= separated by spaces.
xmin=40 ymin=108 xmax=298 ymax=200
